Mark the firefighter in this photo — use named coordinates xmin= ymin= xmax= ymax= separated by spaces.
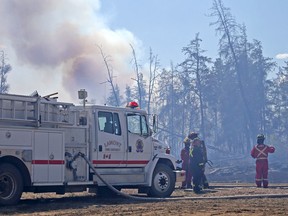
xmin=180 ymin=137 xmax=192 ymax=189
xmin=189 ymin=138 xmax=205 ymax=193
xmin=251 ymin=134 xmax=275 ymax=188
xmin=188 ymin=132 xmax=209 ymax=189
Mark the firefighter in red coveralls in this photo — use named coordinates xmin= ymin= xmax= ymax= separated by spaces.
xmin=180 ymin=137 xmax=192 ymax=189
xmin=251 ymin=134 xmax=275 ymax=188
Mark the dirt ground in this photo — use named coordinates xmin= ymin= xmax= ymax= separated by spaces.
xmin=1 ymin=183 xmax=288 ymax=216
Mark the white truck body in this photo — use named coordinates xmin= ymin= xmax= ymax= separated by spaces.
xmin=0 ymin=92 xmax=183 ymax=205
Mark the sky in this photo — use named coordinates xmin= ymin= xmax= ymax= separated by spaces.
xmin=0 ymin=0 xmax=287 ymax=104
xmin=100 ymin=0 xmax=288 ymax=65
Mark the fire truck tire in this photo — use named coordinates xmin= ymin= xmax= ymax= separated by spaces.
xmin=147 ymin=163 xmax=175 ymax=198
xmin=0 ymin=163 xmax=23 ymax=205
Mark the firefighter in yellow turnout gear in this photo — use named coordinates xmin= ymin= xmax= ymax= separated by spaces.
xmin=188 ymin=132 xmax=209 ymax=189
xmin=189 ymin=138 xmax=205 ymax=193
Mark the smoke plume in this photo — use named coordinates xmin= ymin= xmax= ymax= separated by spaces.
xmin=0 ymin=0 xmax=140 ymax=103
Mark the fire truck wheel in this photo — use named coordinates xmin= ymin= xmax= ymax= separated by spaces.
xmin=147 ymin=163 xmax=175 ymax=198
xmin=0 ymin=163 xmax=23 ymax=205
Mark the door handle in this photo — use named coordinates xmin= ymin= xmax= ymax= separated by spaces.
xmin=128 ymin=146 xmax=132 ymax=152
xmin=99 ymin=145 xmax=102 ymax=152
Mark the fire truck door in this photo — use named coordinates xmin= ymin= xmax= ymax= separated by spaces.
xmin=95 ymin=111 xmax=126 ymax=167
xmin=33 ymin=131 xmax=64 ymax=183
xmin=126 ymin=113 xmax=152 ymax=167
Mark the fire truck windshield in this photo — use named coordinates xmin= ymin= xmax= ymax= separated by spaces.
xmin=127 ymin=113 xmax=149 ymax=136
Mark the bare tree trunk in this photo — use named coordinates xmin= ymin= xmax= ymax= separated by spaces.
xmin=130 ymin=44 xmax=143 ymax=108
xmin=147 ymin=48 xmax=160 ymax=114
xmin=194 ymin=45 xmax=206 ymax=140
xmin=170 ymin=62 xmax=175 ymax=147
xmin=213 ymin=0 xmax=254 ymax=145
xmin=98 ymin=46 xmax=119 ymax=106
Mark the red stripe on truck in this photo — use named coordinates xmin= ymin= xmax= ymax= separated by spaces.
xmin=32 ymin=160 xmax=65 ymax=164
xmin=93 ymin=160 xmax=149 ymax=165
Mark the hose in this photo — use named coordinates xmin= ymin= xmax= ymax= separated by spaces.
xmin=168 ymin=193 xmax=288 ymax=201
xmin=77 ymin=152 xmax=288 ymax=201
xmin=77 ymin=152 xmax=161 ymax=200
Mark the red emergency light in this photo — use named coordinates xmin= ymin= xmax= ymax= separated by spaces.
xmin=126 ymin=101 xmax=139 ymax=109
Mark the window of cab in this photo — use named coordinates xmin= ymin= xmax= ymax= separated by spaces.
xmin=127 ymin=113 xmax=148 ymax=136
xmin=98 ymin=111 xmax=121 ymax=135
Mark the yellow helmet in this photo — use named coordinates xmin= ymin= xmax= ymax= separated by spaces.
xmin=183 ymin=137 xmax=190 ymax=145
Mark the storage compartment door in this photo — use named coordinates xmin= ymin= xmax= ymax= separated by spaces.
xmin=33 ymin=131 xmax=64 ymax=183
xmin=48 ymin=132 xmax=64 ymax=182
xmin=33 ymin=132 xmax=49 ymax=182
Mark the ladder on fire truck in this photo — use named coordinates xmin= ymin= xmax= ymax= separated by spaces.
xmin=0 ymin=92 xmax=75 ymax=127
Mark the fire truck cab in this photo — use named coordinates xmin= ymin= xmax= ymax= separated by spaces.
xmin=0 ymin=90 xmax=182 ymax=205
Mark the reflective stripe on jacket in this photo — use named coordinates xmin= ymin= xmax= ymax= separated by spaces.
xmin=251 ymin=144 xmax=275 ymax=160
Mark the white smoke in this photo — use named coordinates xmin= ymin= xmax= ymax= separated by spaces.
xmin=0 ymin=0 xmax=142 ymax=103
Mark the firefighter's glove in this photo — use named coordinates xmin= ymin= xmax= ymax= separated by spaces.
xmin=199 ymin=163 xmax=204 ymax=167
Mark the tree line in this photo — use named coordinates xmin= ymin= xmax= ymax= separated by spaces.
xmin=104 ymin=0 xmax=288 ymax=158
